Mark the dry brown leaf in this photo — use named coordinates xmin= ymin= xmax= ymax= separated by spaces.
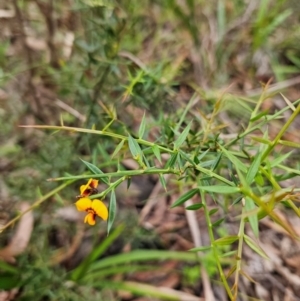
xmin=0 ymin=202 xmax=33 ymax=263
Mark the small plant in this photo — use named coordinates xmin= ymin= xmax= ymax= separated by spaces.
xmin=1 ymin=89 xmax=297 ymax=300
xmin=2 ymin=1 xmax=300 ymax=300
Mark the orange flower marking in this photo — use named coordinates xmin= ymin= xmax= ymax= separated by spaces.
xmin=75 ymin=197 xmax=108 ymax=226
xmin=77 ymin=178 xmax=99 ymax=198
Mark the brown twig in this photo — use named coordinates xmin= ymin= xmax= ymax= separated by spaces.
xmin=185 ymin=199 xmax=216 ymax=301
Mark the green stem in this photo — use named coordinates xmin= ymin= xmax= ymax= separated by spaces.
xmin=92 ymin=176 xmax=126 ymax=199
xmin=0 ymin=180 xmax=75 ymax=232
xmin=48 ymin=168 xmax=180 ymax=182
xmin=262 ymin=102 xmax=300 ymax=161
xmin=224 ymin=122 xmax=265 ymax=148
xmin=19 ymin=125 xmax=174 ymax=154
xmin=248 ymin=88 xmax=267 ymax=126
xmin=233 ymin=208 xmax=245 ymax=299
xmin=195 ymin=165 xmax=235 ymax=186
xmin=224 ymin=98 xmax=300 ymax=148
xmin=200 ymin=189 xmax=234 ymax=300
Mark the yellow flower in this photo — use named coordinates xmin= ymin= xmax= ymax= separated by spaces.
xmin=78 ymin=178 xmax=99 ymax=198
xmin=75 ymin=197 xmax=108 ymax=226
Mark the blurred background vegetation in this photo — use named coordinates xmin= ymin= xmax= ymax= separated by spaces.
xmin=0 ymin=0 xmax=300 ymax=300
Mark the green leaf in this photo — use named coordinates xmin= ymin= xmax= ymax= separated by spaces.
xmin=84 ymin=265 xmax=158 ymax=280
xmin=219 ymin=250 xmax=237 ymax=258
xmin=0 ymin=274 xmax=20 ymax=290
xmin=214 ymin=235 xmax=239 ymax=246
xmin=254 ymin=173 xmax=264 ymax=186
xmin=270 ymin=151 xmax=293 ymax=167
xmin=138 ymin=112 xmax=146 ymax=138
xmin=232 ymin=195 xmax=243 ymax=206
xmin=152 ymin=144 xmax=162 ymax=163
xmin=251 ymin=136 xmax=273 ymax=145
xmin=198 ymin=186 xmax=240 ymax=194
xmin=80 ymin=158 xmax=109 ymax=185
xmin=89 ymin=250 xmax=198 ymax=272
xmin=107 ymin=190 xmax=117 ymax=235
xmin=0 ymin=261 xmax=18 ymax=274
xmin=159 ymin=174 xmax=167 ymax=191
xmin=209 ymin=208 xmax=219 ymax=216
xmin=127 ymin=177 xmax=131 ymax=190
xmin=128 ymin=135 xmax=142 ymax=158
xmin=174 ymin=120 xmax=192 ymax=149
xmin=278 ymin=164 xmax=300 ymax=176
xmin=179 ymin=149 xmax=195 ymax=165
xmin=246 ymin=151 xmax=263 ymax=184
xmin=211 ymin=152 xmax=222 ymax=171
xmin=245 ymin=197 xmax=259 ymax=237
xmin=218 ymin=144 xmax=247 ymax=173
xmin=165 ymin=152 xmax=178 ymax=169
xmin=197 ymin=149 xmax=210 ymax=162
xmin=244 ymin=234 xmax=268 ymax=259
xmin=212 ymin=217 xmax=225 ymax=227
xmin=226 ymin=264 xmax=237 ymax=278
xmin=189 ymin=245 xmax=211 ymax=252
xmin=111 ymin=140 xmax=125 ymax=159
xmin=279 ymin=140 xmax=300 ymax=148
xmin=186 ymin=203 xmax=204 ymax=210
xmin=250 ymin=110 xmax=269 ymax=122
xmin=171 ymin=188 xmax=199 ymax=208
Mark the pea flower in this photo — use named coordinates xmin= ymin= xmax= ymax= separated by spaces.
xmin=75 ymin=197 xmax=108 ymax=226
xmin=77 ymin=178 xmax=99 ymax=198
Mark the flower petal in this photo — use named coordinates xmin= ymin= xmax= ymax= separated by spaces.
xmin=90 ymin=179 xmax=99 ymax=189
xmin=92 ymin=199 xmax=108 ymax=221
xmin=79 ymin=179 xmax=93 ymax=195
xmin=75 ymin=198 xmax=92 ymax=211
xmin=84 ymin=212 xmax=96 ymax=225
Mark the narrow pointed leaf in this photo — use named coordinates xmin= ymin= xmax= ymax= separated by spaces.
xmin=159 ymin=174 xmax=167 ymax=191
xmin=128 ymin=135 xmax=142 ymax=158
xmin=211 ymin=152 xmax=223 ymax=171
xmin=244 ymin=234 xmax=268 ymax=259
xmin=127 ymin=177 xmax=131 ymax=190
xmin=111 ymin=140 xmax=125 ymax=159
xmin=245 ymin=197 xmax=259 ymax=237
xmin=212 ymin=217 xmax=224 ymax=227
xmin=189 ymin=245 xmax=211 ymax=252
xmin=152 ymin=144 xmax=162 ymax=163
xmin=250 ymin=110 xmax=269 ymax=122
xmin=165 ymin=152 xmax=178 ymax=169
xmin=107 ymin=190 xmax=117 ymax=235
xmin=270 ymin=151 xmax=293 ymax=167
xmin=80 ymin=159 xmax=109 ymax=185
xmin=171 ymin=188 xmax=199 ymax=208
xmin=246 ymin=151 xmax=263 ymax=184
xmin=218 ymin=144 xmax=247 ymax=173
xmin=174 ymin=120 xmax=192 ymax=149
xmin=226 ymin=264 xmax=237 ymax=279
xmin=209 ymin=208 xmax=219 ymax=216
xmin=198 ymin=186 xmax=240 ymax=194
xmin=214 ymin=235 xmax=239 ymax=246
xmin=220 ymin=250 xmax=237 ymax=258
xmin=138 ymin=112 xmax=146 ymax=138
xmin=186 ymin=203 xmax=204 ymax=210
